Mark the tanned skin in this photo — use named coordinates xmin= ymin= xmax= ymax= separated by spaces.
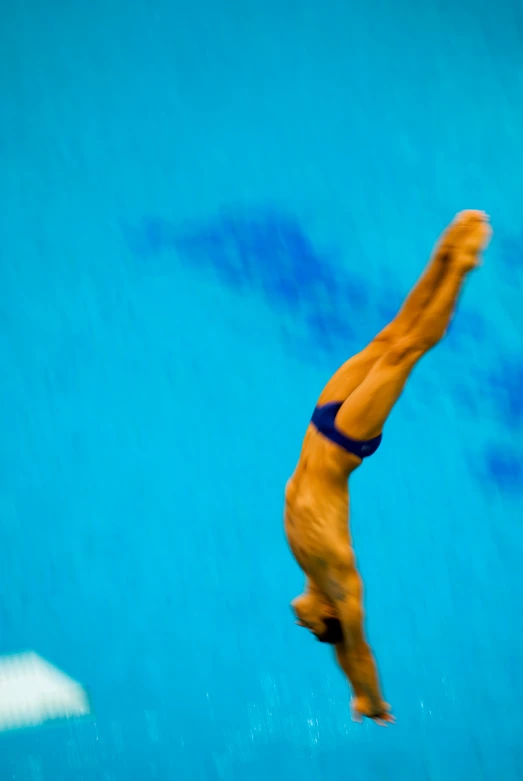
xmin=284 ymin=211 xmax=492 ymax=726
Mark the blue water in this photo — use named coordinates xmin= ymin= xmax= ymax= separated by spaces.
xmin=1 ymin=0 xmax=523 ymax=778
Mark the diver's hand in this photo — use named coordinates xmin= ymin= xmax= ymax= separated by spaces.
xmin=350 ymin=696 xmax=395 ymax=726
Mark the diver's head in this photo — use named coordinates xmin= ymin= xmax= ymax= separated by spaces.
xmin=314 ymin=616 xmax=344 ymax=644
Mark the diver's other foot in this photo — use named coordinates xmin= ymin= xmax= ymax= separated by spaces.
xmin=433 ymin=210 xmax=491 ymax=271
xmin=432 ymin=210 xmax=475 ymax=264
xmin=452 ymin=210 xmax=492 ymax=271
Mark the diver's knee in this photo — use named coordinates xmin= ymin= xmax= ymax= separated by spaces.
xmin=383 ymin=335 xmax=426 ymax=366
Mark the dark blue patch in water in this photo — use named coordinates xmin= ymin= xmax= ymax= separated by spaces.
xmin=483 ymin=446 xmax=523 ymax=494
xmin=305 ymin=309 xmax=356 ymax=353
xmin=452 ymin=384 xmax=480 ymax=417
xmin=499 ymin=229 xmax=523 ymax=276
xmin=341 ymin=273 xmax=370 ymax=311
xmin=446 ymin=309 xmax=488 ymax=349
xmin=173 ymin=211 xmax=332 ymax=304
xmin=125 ymin=208 xmax=491 ymax=366
xmin=485 ymin=357 xmax=523 ymax=429
xmin=127 ymin=209 xmax=381 ymax=355
xmin=125 ymin=218 xmax=178 ymax=259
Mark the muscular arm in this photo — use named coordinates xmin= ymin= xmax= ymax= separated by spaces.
xmin=334 ymin=636 xmax=383 ymax=710
xmin=323 ymin=555 xmax=386 ymax=714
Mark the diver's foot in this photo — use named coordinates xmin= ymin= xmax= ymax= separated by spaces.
xmin=433 ymin=210 xmax=491 ymax=270
xmin=432 ymin=210 xmax=475 ymax=264
xmin=450 ymin=210 xmax=492 ymax=271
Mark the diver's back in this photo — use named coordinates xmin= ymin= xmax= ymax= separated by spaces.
xmin=285 ymin=426 xmax=353 ymax=555
xmin=286 ymin=425 xmax=357 ymax=509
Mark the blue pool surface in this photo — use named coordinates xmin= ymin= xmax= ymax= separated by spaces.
xmin=1 ymin=0 xmax=523 ymax=777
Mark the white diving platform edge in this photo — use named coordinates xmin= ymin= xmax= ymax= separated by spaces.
xmin=0 ymin=651 xmax=91 ymax=732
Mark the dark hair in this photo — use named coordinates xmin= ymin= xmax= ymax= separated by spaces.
xmin=316 ymin=617 xmax=344 ymax=645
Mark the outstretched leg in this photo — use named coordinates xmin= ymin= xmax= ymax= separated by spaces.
xmin=333 ymin=211 xmax=491 ymax=440
xmin=317 ymin=210 xmax=486 ymax=406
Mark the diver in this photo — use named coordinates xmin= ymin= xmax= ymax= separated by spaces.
xmin=284 ymin=210 xmax=492 ymax=725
